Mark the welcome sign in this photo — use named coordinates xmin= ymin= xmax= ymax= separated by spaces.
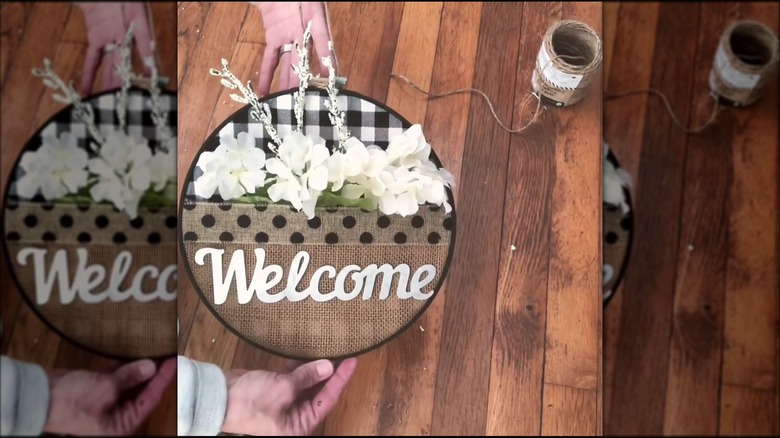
xmin=180 ymin=89 xmax=456 ymax=360
xmin=2 ymin=86 xmax=178 ymax=359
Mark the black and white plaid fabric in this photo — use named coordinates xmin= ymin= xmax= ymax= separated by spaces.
xmin=8 ymin=88 xmax=177 ymax=200
xmin=184 ymin=89 xmax=410 ymax=202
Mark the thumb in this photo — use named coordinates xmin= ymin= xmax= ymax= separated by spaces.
xmin=112 ymin=359 xmax=157 ymax=392
xmin=287 ymin=360 xmax=333 ymax=393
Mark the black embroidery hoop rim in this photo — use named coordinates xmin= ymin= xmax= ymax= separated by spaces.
xmin=178 ymin=87 xmax=458 ymax=361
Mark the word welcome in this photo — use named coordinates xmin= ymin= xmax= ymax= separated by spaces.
xmin=194 ymin=248 xmax=437 ymax=304
xmin=16 ymin=248 xmax=177 ymax=305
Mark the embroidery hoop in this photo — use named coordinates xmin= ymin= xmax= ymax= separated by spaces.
xmin=2 ymin=87 xmax=178 ymax=360
xmin=179 ymin=88 xmax=457 ymax=360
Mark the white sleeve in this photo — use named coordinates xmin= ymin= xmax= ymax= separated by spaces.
xmin=177 ymin=355 xmax=228 ymax=436
xmin=0 ymin=355 xmax=50 ymax=436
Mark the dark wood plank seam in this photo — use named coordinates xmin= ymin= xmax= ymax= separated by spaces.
xmin=537 ymin=3 xmax=560 ymax=433
xmin=662 ymin=3 xmax=703 ymax=432
xmin=475 ymin=3 xmax=517 ymax=433
xmin=714 ymin=8 xmax=742 ymax=435
xmin=375 ymin=2 xmax=402 ymax=104
xmin=720 ymin=381 xmax=780 ymax=392
xmin=0 ymin=3 xmax=34 ymax=91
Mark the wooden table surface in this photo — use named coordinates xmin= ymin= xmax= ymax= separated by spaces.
xmin=177 ymin=2 xmax=602 ymax=435
xmin=0 ymin=3 xmax=177 ymax=435
xmin=603 ymin=2 xmax=780 ymax=436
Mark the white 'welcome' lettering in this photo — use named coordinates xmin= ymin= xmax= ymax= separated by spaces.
xmin=194 ymin=247 xmax=437 ymax=304
xmin=16 ymin=248 xmax=177 ymax=305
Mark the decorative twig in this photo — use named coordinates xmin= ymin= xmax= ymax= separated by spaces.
xmin=210 ymin=58 xmax=281 ymax=152
xmin=292 ymin=21 xmax=313 ymax=133
xmin=144 ymin=42 xmax=174 ymax=153
xmin=322 ymin=49 xmax=350 ymax=153
xmin=115 ymin=22 xmax=136 ymax=133
xmin=32 ymin=59 xmax=104 ymax=149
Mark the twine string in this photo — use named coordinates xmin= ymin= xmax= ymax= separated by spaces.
xmin=604 ymin=88 xmax=722 ymax=134
xmin=391 ymin=74 xmax=542 ymax=134
xmin=390 ymin=53 xmax=589 ymax=135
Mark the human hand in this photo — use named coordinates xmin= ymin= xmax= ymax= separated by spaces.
xmin=75 ymin=2 xmax=155 ymax=94
xmin=253 ymin=2 xmax=333 ymax=95
xmin=43 ymin=358 xmax=176 ymax=436
xmin=221 ymin=357 xmax=358 ymax=436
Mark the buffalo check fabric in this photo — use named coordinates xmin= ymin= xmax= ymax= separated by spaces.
xmin=9 ymin=89 xmax=177 ymax=200
xmin=185 ymin=89 xmax=409 ymax=201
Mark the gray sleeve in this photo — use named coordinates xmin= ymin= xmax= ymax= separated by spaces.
xmin=0 ymin=355 xmax=50 ymax=436
xmin=177 ymin=355 xmax=228 ymax=436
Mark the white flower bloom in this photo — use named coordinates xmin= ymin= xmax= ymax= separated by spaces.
xmin=88 ymin=130 xmax=153 ymax=218
xmin=318 ymin=124 xmax=458 ymax=217
xmin=327 ymin=137 xmax=370 ymax=191
xmin=193 ymin=132 xmax=267 ymax=200
xmin=377 ymin=165 xmax=454 ymax=217
xmin=266 ymin=131 xmax=330 ymax=219
xmin=386 ymin=124 xmax=431 ymax=168
xmin=149 ymin=137 xmax=177 ymax=192
xmin=16 ymin=132 xmax=88 ymax=201
xmin=603 ymin=142 xmax=632 ymax=214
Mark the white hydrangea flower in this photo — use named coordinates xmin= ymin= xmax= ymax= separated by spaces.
xmin=88 ymin=130 xmax=153 ymax=219
xmin=603 ymin=142 xmax=632 ymax=214
xmin=386 ymin=124 xmax=432 ymax=168
xmin=193 ymin=132 xmax=267 ymax=200
xmin=266 ymin=131 xmax=329 ymax=219
xmin=149 ymin=136 xmax=177 ymax=192
xmin=16 ymin=131 xmax=88 ymax=201
xmin=327 ymin=137 xmax=370 ymax=191
xmin=366 ymin=124 xmax=454 ymax=216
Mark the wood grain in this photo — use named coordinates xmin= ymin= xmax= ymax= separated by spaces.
xmin=541 ymin=383 xmax=598 ymax=436
xmin=430 ymin=2 xmax=523 ymax=435
xmin=486 ymin=2 xmax=556 ymax=435
xmin=607 ymin=3 xmax=701 ymax=434
xmin=177 ymin=3 xmax=602 ymax=435
xmin=602 ymin=3 xmax=660 ymax=426
xmin=662 ymin=4 xmax=738 ymax=435
xmin=604 ymin=2 xmax=779 ymax=435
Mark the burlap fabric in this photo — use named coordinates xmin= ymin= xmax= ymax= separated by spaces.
xmin=4 ymin=201 xmax=177 ymax=358
xmin=182 ymin=202 xmax=453 ymax=359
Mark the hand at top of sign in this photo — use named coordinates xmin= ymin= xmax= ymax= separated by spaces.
xmin=252 ymin=1 xmax=333 ymax=96
xmin=74 ymin=2 xmax=155 ymax=94
xmin=43 ymin=358 xmax=176 ymax=435
xmin=221 ymin=357 xmax=358 ymax=436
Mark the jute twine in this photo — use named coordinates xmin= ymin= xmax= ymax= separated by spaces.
xmin=392 ymin=20 xmax=603 ymax=134
xmin=532 ymin=20 xmax=603 ymax=107
xmin=709 ymin=20 xmax=779 ymax=107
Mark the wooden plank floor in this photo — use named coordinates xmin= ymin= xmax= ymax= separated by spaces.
xmin=177 ymin=2 xmax=602 ymax=435
xmin=603 ymin=2 xmax=780 ymax=436
xmin=0 ymin=3 xmax=177 ymax=435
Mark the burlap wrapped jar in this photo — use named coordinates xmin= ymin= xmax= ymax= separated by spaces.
xmin=2 ymin=89 xmax=177 ymax=359
xmin=180 ymin=89 xmax=456 ymax=360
